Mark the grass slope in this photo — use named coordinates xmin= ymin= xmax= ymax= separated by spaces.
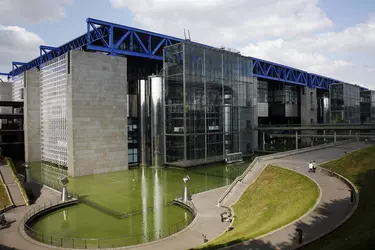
xmin=0 ymin=178 xmax=11 ymax=208
xmin=301 ymin=145 xmax=375 ymax=250
xmin=198 ymin=165 xmax=319 ymax=249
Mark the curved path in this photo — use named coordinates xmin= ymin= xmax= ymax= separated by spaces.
xmin=0 ymin=163 xmax=26 ymax=206
xmin=0 ymin=141 xmax=371 ymax=250
xmin=221 ymin=141 xmax=371 ymax=250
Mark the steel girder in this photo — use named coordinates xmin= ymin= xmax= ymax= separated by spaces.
xmin=9 ymin=26 xmax=109 ymax=77
xmin=252 ymin=57 xmax=309 ymax=86
xmin=309 ymin=73 xmax=339 ymax=89
xmin=252 ymin=57 xmax=343 ymax=89
xmin=86 ymin=18 xmax=183 ymax=60
xmin=5 ymin=17 xmax=344 ymax=90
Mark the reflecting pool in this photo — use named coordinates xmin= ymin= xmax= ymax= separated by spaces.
xmin=28 ymin=160 xmax=251 ymax=247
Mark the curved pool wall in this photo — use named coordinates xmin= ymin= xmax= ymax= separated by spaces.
xmin=26 ymin=161 xmax=251 ymax=248
xmin=25 ymin=199 xmax=194 ymax=248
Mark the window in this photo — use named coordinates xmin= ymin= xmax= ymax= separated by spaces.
xmin=128 ymin=148 xmax=138 ymax=163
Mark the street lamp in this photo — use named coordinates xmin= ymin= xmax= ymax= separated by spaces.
xmin=59 ymin=176 xmax=69 ymax=202
xmin=183 ymin=175 xmax=190 ymax=202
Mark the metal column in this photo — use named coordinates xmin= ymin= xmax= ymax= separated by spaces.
xmin=295 ymin=131 xmax=298 ymax=150
xmin=139 ymin=79 xmax=148 ymax=166
xmin=149 ymin=76 xmax=164 ymax=167
xmin=334 ymin=131 xmax=337 ymax=143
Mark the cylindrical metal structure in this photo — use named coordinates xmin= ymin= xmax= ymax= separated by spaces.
xmin=149 ymin=76 xmax=164 ymax=167
xmin=139 ymin=79 xmax=149 ymax=166
xmin=183 ymin=185 xmax=190 ymax=202
xmin=61 ymin=186 xmax=68 ymax=202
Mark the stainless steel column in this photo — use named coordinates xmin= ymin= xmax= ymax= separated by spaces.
xmin=139 ymin=80 xmax=148 ymax=166
xmin=149 ymin=76 xmax=164 ymax=167
xmin=224 ymin=93 xmax=232 ymax=155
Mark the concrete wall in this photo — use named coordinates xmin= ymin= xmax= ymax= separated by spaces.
xmin=0 ymin=82 xmax=13 ymax=114
xmin=24 ymin=69 xmax=41 ymax=163
xmin=67 ymin=51 xmax=128 ymax=177
xmin=0 ymin=82 xmax=13 ymax=140
xmin=300 ymin=86 xmax=317 ymax=144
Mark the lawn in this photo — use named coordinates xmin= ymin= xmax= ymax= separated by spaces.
xmin=301 ymin=145 xmax=375 ymax=250
xmin=0 ymin=178 xmax=12 ymax=209
xmin=197 ymin=165 xmax=319 ymax=249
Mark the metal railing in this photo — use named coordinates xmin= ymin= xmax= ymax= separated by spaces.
xmin=23 ymin=198 xmax=194 ymax=249
xmin=217 ymin=139 xmax=354 ymax=205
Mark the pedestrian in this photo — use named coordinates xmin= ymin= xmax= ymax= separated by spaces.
xmin=312 ymin=161 xmax=317 ymax=173
xmin=308 ymin=162 xmax=313 ymax=173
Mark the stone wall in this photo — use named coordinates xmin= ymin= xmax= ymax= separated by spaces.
xmin=24 ymin=69 xmax=41 ymax=163
xmin=67 ymin=51 xmax=128 ymax=177
xmin=300 ymin=86 xmax=318 ymax=145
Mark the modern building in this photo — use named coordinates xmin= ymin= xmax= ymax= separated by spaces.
xmin=0 ymin=18 xmax=374 ymax=176
xmin=329 ymin=82 xmax=361 ymax=123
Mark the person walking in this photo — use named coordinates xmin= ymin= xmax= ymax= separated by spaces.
xmin=308 ymin=162 xmax=313 ymax=173
xmin=312 ymin=161 xmax=317 ymax=173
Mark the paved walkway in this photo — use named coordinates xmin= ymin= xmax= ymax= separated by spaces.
xmin=0 ymin=141 xmax=371 ymax=250
xmin=0 ymin=164 xmax=25 ymax=206
xmin=221 ymin=141 xmax=372 ymax=250
xmin=0 ymin=182 xmax=60 ymax=250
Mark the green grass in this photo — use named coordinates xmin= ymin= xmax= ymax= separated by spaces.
xmin=197 ymin=165 xmax=320 ymax=250
xmin=0 ymin=177 xmax=12 ymax=209
xmin=301 ymin=145 xmax=375 ymax=250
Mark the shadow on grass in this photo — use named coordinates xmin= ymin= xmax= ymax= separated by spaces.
xmin=196 ymin=170 xmax=375 ymax=250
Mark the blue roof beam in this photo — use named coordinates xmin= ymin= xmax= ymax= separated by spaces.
xmin=252 ymin=57 xmax=308 ymax=86
xmin=309 ymin=73 xmax=339 ymax=89
xmin=40 ymin=45 xmax=60 ymax=66
xmin=86 ymin=18 xmax=182 ymax=60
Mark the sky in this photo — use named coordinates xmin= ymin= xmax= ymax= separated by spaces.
xmin=0 ymin=0 xmax=375 ymax=89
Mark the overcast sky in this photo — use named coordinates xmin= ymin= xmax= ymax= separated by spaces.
xmin=0 ymin=0 xmax=375 ymax=89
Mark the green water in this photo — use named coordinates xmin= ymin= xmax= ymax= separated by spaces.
xmin=29 ymin=161 xmax=251 ymax=247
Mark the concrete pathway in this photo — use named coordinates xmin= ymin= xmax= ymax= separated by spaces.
xmin=0 ymin=142 xmax=371 ymax=250
xmin=220 ymin=141 xmax=372 ymax=250
xmin=0 ymin=164 xmax=25 ymax=206
xmin=0 ymin=182 xmax=60 ymax=250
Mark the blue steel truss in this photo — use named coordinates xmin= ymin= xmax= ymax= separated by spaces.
xmin=309 ymin=73 xmax=339 ymax=89
xmin=251 ymin=57 xmax=309 ymax=86
xmin=6 ymin=17 xmax=347 ymax=90
xmin=86 ymin=18 xmax=183 ymax=60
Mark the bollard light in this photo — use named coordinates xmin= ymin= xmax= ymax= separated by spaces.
xmin=183 ymin=175 xmax=190 ymax=202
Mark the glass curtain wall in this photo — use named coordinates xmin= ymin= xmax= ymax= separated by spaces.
xmin=164 ymin=42 xmax=255 ymax=167
xmin=330 ymin=83 xmax=360 ymax=123
xmin=360 ymin=90 xmax=371 ymax=123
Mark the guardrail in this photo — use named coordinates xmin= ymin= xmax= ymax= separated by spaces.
xmin=5 ymin=157 xmax=30 ymax=206
xmin=23 ymin=198 xmax=194 ymax=248
xmin=217 ymin=139 xmax=354 ymax=206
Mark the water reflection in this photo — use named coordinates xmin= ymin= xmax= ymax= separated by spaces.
xmin=141 ymin=167 xmax=148 ymax=242
xmin=29 ymin=160 xmax=252 ymax=246
xmin=153 ymin=168 xmax=163 ymax=239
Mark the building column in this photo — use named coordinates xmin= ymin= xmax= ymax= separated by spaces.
xmin=24 ymin=68 xmax=41 ymax=163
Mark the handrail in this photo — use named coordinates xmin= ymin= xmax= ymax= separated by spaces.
xmin=5 ymin=157 xmax=30 ymax=206
xmin=23 ymin=198 xmax=195 ymax=248
xmin=217 ymin=139 xmax=354 ymax=206
xmin=217 ymin=157 xmax=260 ymax=205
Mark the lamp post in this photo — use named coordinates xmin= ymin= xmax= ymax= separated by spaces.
xmin=59 ymin=176 xmax=69 ymax=202
xmin=183 ymin=175 xmax=190 ymax=202
xmin=23 ymin=163 xmax=30 ymax=183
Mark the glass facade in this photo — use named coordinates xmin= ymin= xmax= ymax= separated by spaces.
xmin=164 ymin=42 xmax=256 ymax=167
xmin=360 ymin=90 xmax=371 ymax=123
xmin=329 ymin=83 xmax=360 ymax=123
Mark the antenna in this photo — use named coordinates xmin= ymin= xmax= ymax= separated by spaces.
xmin=183 ymin=28 xmax=187 ymax=40
xmin=188 ymin=29 xmax=191 ymax=41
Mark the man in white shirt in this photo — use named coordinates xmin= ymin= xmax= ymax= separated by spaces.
xmin=308 ymin=162 xmax=313 ymax=173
